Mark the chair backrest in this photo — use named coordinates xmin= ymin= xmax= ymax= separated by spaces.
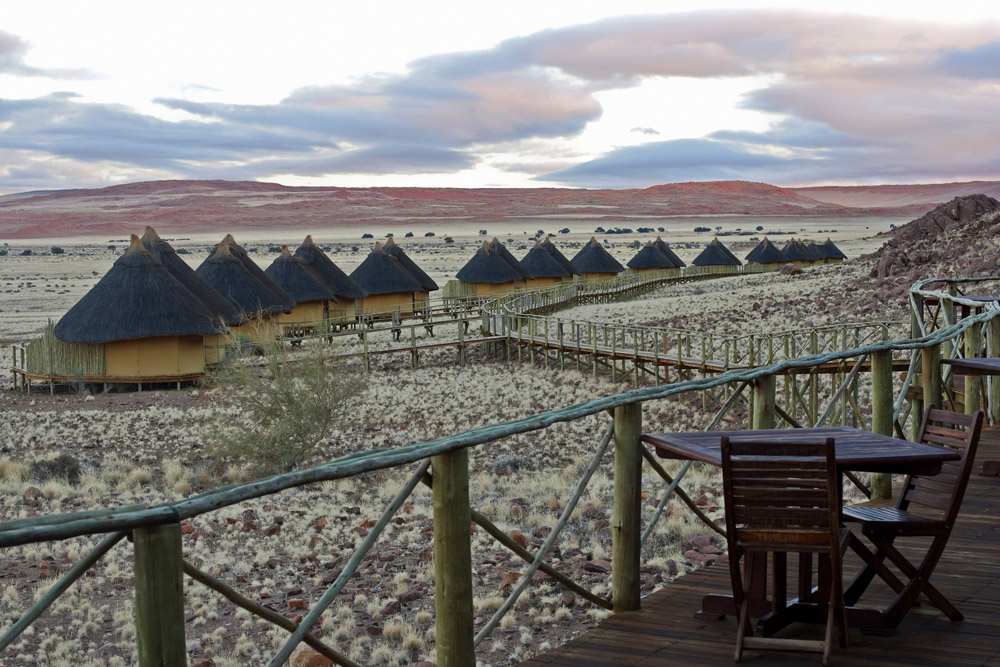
xmin=902 ymin=406 xmax=985 ymax=522
xmin=722 ymin=437 xmax=840 ymax=555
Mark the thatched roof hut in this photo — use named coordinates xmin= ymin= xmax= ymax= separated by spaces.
xmin=627 ymin=242 xmax=677 ymax=271
xmin=220 ymin=234 xmax=297 ymax=312
xmin=816 ymin=238 xmax=847 ymax=263
xmin=383 ymin=237 xmax=438 ymax=292
xmin=692 ymin=238 xmax=742 ymax=267
xmin=521 ymin=240 xmax=572 ymax=279
xmin=50 ymin=235 xmax=223 ymax=379
xmin=652 ymin=236 xmax=686 ymax=267
xmin=541 ymin=238 xmax=579 ymax=276
xmin=781 ymin=238 xmax=818 ymax=264
xmin=196 ymin=242 xmax=295 ymax=317
xmin=455 ymin=241 xmax=527 ymax=295
xmin=265 ymin=246 xmax=340 ymax=326
xmin=56 ymin=235 xmax=225 ymax=344
xmin=140 ymin=226 xmax=244 ymax=327
xmin=745 ymin=237 xmax=786 ymax=265
xmin=571 ymin=237 xmax=625 ymax=278
xmin=350 ymin=242 xmax=425 ymax=315
xmin=293 ymin=235 xmax=368 ymax=300
xmin=488 ymin=238 xmax=532 ymax=280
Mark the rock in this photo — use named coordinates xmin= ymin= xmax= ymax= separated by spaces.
xmin=509 ymin=530 xmax=528 ymax=548
xmin=689 ymin=534 xmax=713 ymax=548
xmin=191 ymin=656 xmax=216 ymax=667
xmin=288 ymin=598 xmax=308 ymax=611
xmin=560 ymin=592 xmax=576 ymax=607
xmin=383 ymin=600 xmax=401 ymax=615
xmin=180 ymin=523 xmax=195 ymax=535
xmin=666 ymin=559 xmax=679 ymax=576
xmin=290 ymin=646 xmax=333 ymax=667
xmin=23 ymin=486 xmax=42 ymax=499
xmin=780 ymin=263 xmax=802 ymax=276
xmin=366 ymin=623 xmax=382 ymax=636
xmin=399 ymin=589 xmax=421 ymax=603
xmin=583 ymin=559 xmax=610 ymax=573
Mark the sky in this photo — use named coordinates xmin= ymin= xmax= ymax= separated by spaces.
xmin=1 ymin=1 xmax=999 ymax=194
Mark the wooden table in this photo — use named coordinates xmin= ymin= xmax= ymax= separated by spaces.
xmin=642 ymin=427 xmax=961 ymax=634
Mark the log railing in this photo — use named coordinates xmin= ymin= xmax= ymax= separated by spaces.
xmin=2 ymin=277 xmax=997 ymax=666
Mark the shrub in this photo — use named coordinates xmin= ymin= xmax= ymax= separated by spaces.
xmin=176 ymin=248 xmax=190 ymax=254
xmin=20 ymin=249 xmax=33 ymax=256
xmin=404 ymin=232 xmax=414 ymax=238
xmin=0 ymin=250 xmax=7 ymax=256
xmin=208 ymin=343 xmax=367 ymax=475
xmin=362 ymin=233 xmax=374 ymax=239
xmin=30 ymin=454 xmax=82 ymax=484
xmin=424 ymin=232 xmax=435 ymax=237
xmin=50 ymin=246 xmax=65 ymax=254
xmin=444 ymin=236 xmax=454 ymax=244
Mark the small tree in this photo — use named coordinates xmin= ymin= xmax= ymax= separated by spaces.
xmin=208 ymin=342 xmax=367 ymax=476
xmin=362 ymin=233 xmax=374 ymax=239
xmin=50 ymin=246 xmax=65 ymax=255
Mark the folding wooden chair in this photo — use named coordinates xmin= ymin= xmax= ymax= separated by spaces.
xmin=842 ymin=406 xmax=984 ymax=631
xmin=722 ymin=437 xmax=849 ymax=665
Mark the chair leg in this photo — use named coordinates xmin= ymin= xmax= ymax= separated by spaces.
xmin=845 ymin=533 xmax=905 ymax=604
xmin=823 ymin=599 xmax=833 ymax=667
xmin=871 ymin=534 xmax=963 ymax=621
xmin=735 ymin=553 xmax=756 ymax=662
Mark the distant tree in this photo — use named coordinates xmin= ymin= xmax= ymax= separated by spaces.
xmin=385 ymin=233 xmax=393 ymax=238
xmin=558 ymin=227 xmax=570 ymax=234
xmin=444 ymin=236 xmax=454 ymax=244
xmin=755 ymin=225 xmax=764 ymax=231
xmin=405 ymin=231 xmax=414 ymax=238
xmin=595 ymin=226 xmax=606 ymax=233
xmin=479 ymin=229 xmax=488 ymax=236
xmin=0 ymin=250 xmax=7 ymax=256
xmin=20 ymin=249 xmax=32 ymax=256
xmin=351 ymin=245 xmax=359 ymax=252
xmin=630 ymin=240 xmax=642 ymax=249
xmin=108 ymin=245 xmax=117 ymax=252
xmin=536 ymin=229 xmax=544 ymax=236
xmin=362 ymin=233 xmax=374 ymax=239
xmin=657 ymin=227 xmax=665 ymax=232
xmin=715 ymin=226 xmax=722 ymax=232
xmin=50 ymin=246 xmax=65 ymax=255
xmin=424 ymin=232 xmax=435 ymax=237
xmin=694 ymin=226 xmax=711 ymax=233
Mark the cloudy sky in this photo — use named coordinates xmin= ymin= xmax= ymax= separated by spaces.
xmin=1 ymin=1 xmax=999 ymax=194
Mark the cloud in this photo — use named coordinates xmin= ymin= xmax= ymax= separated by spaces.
xmin=4 ymin=11 xmax=1000 ymax=192
xmin=0 ymin=30 xmax=96 ymax=79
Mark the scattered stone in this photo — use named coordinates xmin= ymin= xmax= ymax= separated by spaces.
xmin=288 ymin=598 xmax=308 ymax=611
xmin=290 ymin=646 xmax=333 ymax=667
xmin=509 ymin=529 xmax=528 ymax=548
xmin=560 ymin=592 xmax=576 ymax=608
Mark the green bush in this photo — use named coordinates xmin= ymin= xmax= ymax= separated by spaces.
xmin=208 ymin=343 xmax=367 ymax=475
xmin=50 ymin=246 xmax=65 ymax=254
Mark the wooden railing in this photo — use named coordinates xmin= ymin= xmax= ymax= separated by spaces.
xmin=3 ymin=276 xmax=998 ymax=666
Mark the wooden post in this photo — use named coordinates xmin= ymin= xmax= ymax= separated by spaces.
xmin=411 ymin=326 xmax=418 ymax=369
xmin=922 ymin=343 xmax=942 ymax=410
xmin=432 ymin=449 xmax=474 ymax=666
xmin=751 ymin=374 xmax=776 ymax=430
xmin=809 ymin=331 xmax=819 ymax=425
xmin=911 ymin=294 xmax=925 ymax=440
xmin=133 ymin=523 xmax=186 ymax=667
xmin=458 ymin=319 xmax=465 ymax=367
xmin=870 ymin=350 xmax=894 ymax=500
xmin=612 ymin=403 xmax=642 ymax=612
xmin=990 ymin=316 xmax=1000 ymax=424
xmin=362 ymin=329 xmax=370 ymax=373
xmin=963 ymin=321 xmax=982 ymax=415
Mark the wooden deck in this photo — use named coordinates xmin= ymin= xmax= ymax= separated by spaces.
xmin=522 ymin=423 xmax=1000 ymax=666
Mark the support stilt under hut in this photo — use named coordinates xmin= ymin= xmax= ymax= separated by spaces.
xmin=293 ymin=235 xmax=368 ymax=325
xmin=521 ymin=239 xmax=572 ymax=289
xmin=541 ymin=238 xmax=580 ymax=283
xmin=627 ymin=241 xmax=678 ymax=274
xmin=744 ymin=237 xmax=787 ymax=270
xmin=39 ymin=235 xmax=226 ymax=382
xmin=265 ymin=246 xmax=340 ymax=334
xmin=570 ymin=237 xmax=625 ymax=281
xmin=692 ymin=237 xmax=742 ymax=273
xmin=141 ymin=226 xmax=244 ymax=365
xmin=349 ymin=241 xmax=426 ymax=317
xmin=781 ymin=237 xmax=819 ymax=266
xmin=652 ymin=236 xmax=686 ymax=269
xmin=455 ymin=241 xmax=527 ymax=297
xmin=383 ymin=237 xmax=438 ymax=312
xmin=196 ymin=242 xmax=294 ymax=344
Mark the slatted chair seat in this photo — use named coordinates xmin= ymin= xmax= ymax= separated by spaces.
xmin=842 ymin=406 xmax=984 ymax=631
xmin=722 ymin=437 xmax=848 ymax=665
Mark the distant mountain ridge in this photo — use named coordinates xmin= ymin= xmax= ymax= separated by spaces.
xmin=1 ymin=179 xmax=997 ymax=239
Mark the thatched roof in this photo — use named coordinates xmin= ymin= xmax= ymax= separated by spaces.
xmin=817 ymin=238 xmax=847 ymax=260
xmin=782 ymin=238 xmax=817 ymax=262
xmin=220 ymin=234 xmax=297 ymax=311
xmin=627 ymin=242 xmax=677 ymax=270
xmin=349 ymin=242 xmax=424 ymax=295
xmin=571 ymin=237 xmax=625 ymax=274
xmin=652 ymin=236 xmax=686 ymax=267
xmin=745 ymin=237 xmax=786 ymax=264
xmin=55 ymin=235 xmax=226 ymax=344
xmin=383 ymin=237 xmax=438 ymax=291
xmin=520 ymin=240 xmax=572 ymax=279
xmin=196 ymin=242 xmax=296 ymax=317
xmin=488 ymin=238 xmax=532 ymax=279
xmin=456 ymin=241 xmax=526 ymax=284
xmin=265 ymin=246 xmax=339 ymax=303
xmin=293 ymin=236 xmax=368 ymax=300
xmin=541 ymin=238 xmax=580 ymax=275
xmin=140 ymin=226 xmax=244 ymax=327
xmin=692 ymin=238 xmax=742 ymax=266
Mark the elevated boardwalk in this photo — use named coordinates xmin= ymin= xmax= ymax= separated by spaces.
xmin=522 ymin=424 xmax=1000 ymax=666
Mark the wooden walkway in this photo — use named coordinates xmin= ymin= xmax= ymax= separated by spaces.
xmin=522 ymin=424 xmax=1000 ymax=666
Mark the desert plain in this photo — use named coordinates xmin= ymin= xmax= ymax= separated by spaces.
xmin=0 ymin=180 xmax=998 ymax=666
